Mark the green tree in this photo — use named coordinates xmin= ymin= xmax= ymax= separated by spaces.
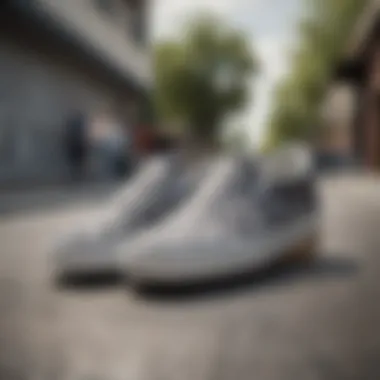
xmin=264 ymin=0 xmax=369 ymax=150
xmin=154 ymin=14 xmax=257 ymax=147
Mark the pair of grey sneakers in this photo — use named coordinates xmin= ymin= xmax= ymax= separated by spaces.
xmin=54 ymin=145 xmax=319 ymax=288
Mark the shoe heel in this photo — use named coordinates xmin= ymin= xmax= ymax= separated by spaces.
xmin=284 ymin=233 xmax=318 ymax=265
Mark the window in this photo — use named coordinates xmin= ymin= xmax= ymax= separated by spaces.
xmin=93 ymin=0 xmax=115 ymax=16
xmin=128 ymin=8 xmax=145 ymax=44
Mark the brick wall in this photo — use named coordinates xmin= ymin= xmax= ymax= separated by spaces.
xmin=321 ymin=83 xmax=356 ymax=155
xmin=358 ymin=40 xmax=380 ymax=169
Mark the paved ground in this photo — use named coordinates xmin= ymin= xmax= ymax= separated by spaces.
xmin=1 ymin=175 xmax=380 ymax=380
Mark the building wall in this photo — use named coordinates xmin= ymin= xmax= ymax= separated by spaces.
xmin=91 ymin=0 xmax=148 ymax=44
xmin=354 ymin=39 xmax=380 ymax=169
xmin=0 ymin=37 xmax=134 ymax=183
xmin=0 ymin=0 xmax=152 ymax=185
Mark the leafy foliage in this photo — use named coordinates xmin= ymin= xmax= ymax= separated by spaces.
xmin=264 ymin=0 xmax=369 ymax=149
xmin=154 ymin=14 xmax=257 ymax=146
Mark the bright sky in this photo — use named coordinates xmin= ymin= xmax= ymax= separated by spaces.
xmin=152 ymin=0 xmax=303 ymax=147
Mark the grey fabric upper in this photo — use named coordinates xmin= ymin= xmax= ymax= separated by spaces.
xmin=54 ymin=154 xmax=205 ymax=270
xmin=119 ymin=154 xmax=317 ymax=280
xmin=54 ymin=148 xmax=317 ymax=279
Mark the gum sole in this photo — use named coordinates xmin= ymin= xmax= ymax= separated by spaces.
xmin=281 ymin=233 xmax=318 ymax=266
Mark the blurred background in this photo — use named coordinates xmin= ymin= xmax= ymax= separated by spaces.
xmin=1 ymin=0 xmax=380 ymax=379
xmin=0 ymin=0 xmax=373 ymax=188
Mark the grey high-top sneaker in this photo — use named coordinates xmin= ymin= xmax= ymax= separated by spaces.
xmin=119 ymin=145 xmax=318 ymax=288
xmin=52 ymin=153 xmax=203 ymax=283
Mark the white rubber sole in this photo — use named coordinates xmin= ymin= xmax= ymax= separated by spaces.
xmin=128 ymin=214 xmax=319 ymax=287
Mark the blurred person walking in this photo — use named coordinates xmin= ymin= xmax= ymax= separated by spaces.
xmin=64 ymin=111 xmax=88 ymax=181
xmin=89 ymin=111 xmax=133 ymax=179
xmin=104 ymin=120 xmax=129 ymax=178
